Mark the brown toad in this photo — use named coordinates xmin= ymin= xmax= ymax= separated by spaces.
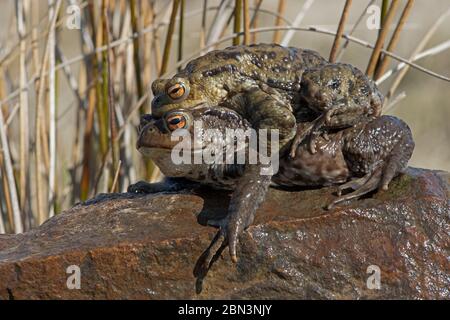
xmin=150 ymin=43 xmax=383 ymax=155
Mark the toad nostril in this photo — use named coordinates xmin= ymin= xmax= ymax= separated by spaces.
xmin=140 ymin=114 xmax=153 ymax=125
xmin=152 ymin=95 xmax=163 ymax=109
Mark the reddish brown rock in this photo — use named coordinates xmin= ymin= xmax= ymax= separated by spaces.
xmin=0 ymin=167 xmax=449 ymax=299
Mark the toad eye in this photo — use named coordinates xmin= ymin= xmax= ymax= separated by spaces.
xmin=166 ymin=113 xmax=188 ymax=131
xmin=167 ymin=83 xmax=187 ymax=100
xmin=327 ymin=79 xmax=341 ymax=90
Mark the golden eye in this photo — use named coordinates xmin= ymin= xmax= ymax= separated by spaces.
xmin=167 ymin=83 xmax=186 ymax=100
xmin=166 ymin=113 xmax=187 ymax=131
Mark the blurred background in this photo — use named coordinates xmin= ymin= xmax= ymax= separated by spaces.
xmin=0 ymin=0 xmax=449 ymax=233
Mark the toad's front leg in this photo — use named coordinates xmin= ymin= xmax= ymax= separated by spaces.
xmin=194 ymin=164 xmax=272 ymax=278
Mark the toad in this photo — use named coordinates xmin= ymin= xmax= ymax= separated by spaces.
xmin=129 ymin=105 xmax=414 ymax=271
xmin=150 ymin=43 xmax=383 ymax=156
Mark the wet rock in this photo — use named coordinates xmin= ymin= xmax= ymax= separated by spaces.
xmin=0 ymin=167 xmax=449 ymax=299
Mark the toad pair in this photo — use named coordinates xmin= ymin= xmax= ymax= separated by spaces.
xmin=128 ymin=44 xmax=414 ymax=272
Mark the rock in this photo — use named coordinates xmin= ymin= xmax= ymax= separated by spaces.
xmin=0 ymin=167 xmax=449 ymax=299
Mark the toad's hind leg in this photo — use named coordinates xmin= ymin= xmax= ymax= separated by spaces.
xmin=379 ymin=141 xmax=413 ymax=191
xmin=327 ymin=165 xmax=383 ymax=210
xmin=327 ymin=149 xmax=408 ymax=210
xmin=335 ymin=173 xmax=373 ymax=197
xmin=327 ymin=116 xmax=415 ymax=210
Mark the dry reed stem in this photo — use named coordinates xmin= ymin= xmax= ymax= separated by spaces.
xmin=250 ymin=0 xmax=263 ymax=43
xmin=160 ymin=0 xmax=180 ymax=75
xmin=219 ymin=6 xmax=237 ymax=41
xmin=143 ymin=0 xmax=154 ymax=87
xmin=103 ymin=2 xmax=120 ymax=192
xmin=47 ymin=0 xmax=59 ymax=218
xmin=110 ymin=160 xmax=122 ymax=193
xmin=0 ymin=75 xmax=14 ymax=232
xmin=329 ymin=0 xmax=352 ymax=62
xmin=0 ymin=105 xmax=22 ymax=233
xmin=375 ymin=0 xmax=415 ymax=80
xmin=16 ymin=0 xmax=29 ymax=212
xmin=336 ymin=0 xmax=375 ymax=61
xmin=205 ymin=1 xmax=233 ymax=49
xmin=280 ymin=0 xmax=314 ymax=46
xmin=366 ymin=0 xmax=400 ymax=77
xmin=243 ymin=0 xmax=250 ymax=45
xmin=0 ymin=152 xmax=14 ymax=232
xmin=32 ymin=40 xmax=45 ymax=224
xmin=80 ymin=83 xmax=96 ymax=201
xmin=384 ymin=91 xmax=406 ymax=113
xmin=2 ymin=17 xmax=449 ymax=113
xmin=0 ymin=187 xmax=4 ymax=232
xmin=200 ymin=0 xmax=208 ymax=47
xmin=34 ymin=0 xmax=62 ymax=224
xmin=272 ymin=0 xmax=285 ymax=43
xmin=233 ymin=0 xmax=242 ymax=45
xmin=95 ymin=1 xmax=109 ymax=159
xmin=377 ymin=39 xmax=450 ymax=85
xmin=0 ymin=178 xmax=12 ymax=232
xmin=56 ymin=48 xmax=84 ymax=110
xmin=40 ymin=112 xmax=50 ymax=172
xmin=78 ymin=3 xmax=99 ymax=201
xmin=178 ymin=0 xmax=185 ymax=66
xmin=0 ymin=4 xmax=293 ymax=107
xmin=168 ymin=25 xmax=450 ymax=83
xmin=99 ymin=0 xmax=111 ymax=192
xmin=130 ymin=0 xmax=144 ymax=100
xmin=0 ymin=1 xmax=90 ymax=70
xmin=385 ymin=7 xmax=450 ymax=102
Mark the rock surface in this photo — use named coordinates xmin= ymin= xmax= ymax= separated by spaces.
xmin=0 ymin=167 xmax=449 ymax=299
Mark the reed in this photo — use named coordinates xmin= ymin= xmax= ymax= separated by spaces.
xmin=272 ymin=0 xmax=285 ymax=43
xmin=366 ymin=0 xmax=400 ymax=77
xmin=243 ymin=0 xmax=250 ymax=45
xmin=16 ymin=0 xmax=29 ymax=213
xmin=329 ymin=0 xmax=352 ymax=62
xmin=250 ymin=0 xmax=263 ymax=43
xmin=102 ymin=0 xmax=120 ymax=192
xmin=161 ymin=0 xmax=180 ymax=75
xmin=375 ymin=0 xmax=415 ymax=80
xmin=233 ymin=0 xmax=242 ymax=46
xmin=47 ymin=0 xmax=59 ymax=218
xmin=178 ymin=0 xmax=185 ymax=66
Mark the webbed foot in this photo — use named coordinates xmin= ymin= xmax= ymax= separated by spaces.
xmin=193 ymin=220 xmax=229 ymax=293
xmin=327 ymin=158 xmax=401 ymax=210
xmin=335 ymin=174 xmax=372 ymax=197
xmin=193 ymin=214 xmax=240 ymax=282
xmin=193 ymin=165 xmax=271 ymax=293
xmin=327 ymin=167 xmax=383 ymax=210
xmin=327 ymin=115 xmax=415 ymax=210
